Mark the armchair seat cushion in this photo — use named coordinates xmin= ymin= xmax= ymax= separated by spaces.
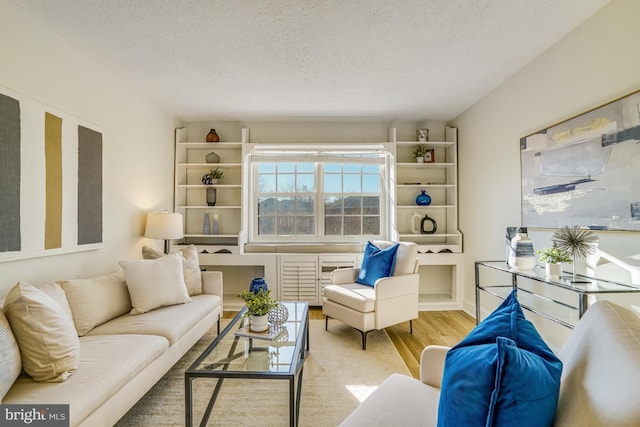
xmin=323 ymin=283 xmax=375 ymax=313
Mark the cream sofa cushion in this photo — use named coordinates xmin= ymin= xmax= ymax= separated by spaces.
xmin=60 ymin=271 xmax=132 ymax=336
xmin=0 ymin=310 xmax=22 ymax=402
xmin=3 ymin=282 xmax=80 ymax=382
xmin=119 ymin=252 xmax=191 ymax=315
xmin=142 ymin=244 xmax=203 ymax=295
xmin=35 ymin=282 xmax=73 ymax=320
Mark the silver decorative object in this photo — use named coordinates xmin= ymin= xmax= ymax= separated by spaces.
xmin=268 ymin=303 xmax=289 ymax=326
xmin=551 ymin=226 xmax=599 ymax=282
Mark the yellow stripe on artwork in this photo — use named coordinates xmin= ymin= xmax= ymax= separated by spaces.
xmin=44 ymin=112 xmax=62 ymax=249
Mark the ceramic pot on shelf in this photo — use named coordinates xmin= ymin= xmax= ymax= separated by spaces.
xmin=205 ymin=151 xmax=220 ymax=163
xmin=205 ymin=129 xmax=219 ymax=142
xmin=415 ymin=190 xmax=432 ymax=206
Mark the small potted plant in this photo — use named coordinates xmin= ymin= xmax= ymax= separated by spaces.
xmin=238 ymin=288 xmax=278 ymax=332
xmin=537 ymin=246 xmax=572 ymax=277
xmin=201 ymin=167 xmax=224 ymax=185
xmin=413 ymin=145 xmax=428 ymax=163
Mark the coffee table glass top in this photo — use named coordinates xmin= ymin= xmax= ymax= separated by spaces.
xmin=188 ymin=302 xmax=309 ymax=375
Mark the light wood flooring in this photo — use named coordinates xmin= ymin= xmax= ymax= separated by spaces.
xmin=226 ymin=308 xmax=476 ymax=380
xmin=311 ymin=308 xmax=475 ymax=379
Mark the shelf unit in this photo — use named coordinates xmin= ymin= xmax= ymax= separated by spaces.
xmin=389 ymin=127 xmax=463 ymax=310
xmin=174 ymin=128 xmax=248 ymax=252
xmin=390 ymin=127 xmax=462 ymax=253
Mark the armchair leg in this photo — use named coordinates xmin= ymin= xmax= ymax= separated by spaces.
xmin=325 ymin=315 xmax=329 ymax=331
xmin=409 ymin=319 xmax=413 ymax=334
xmin=361 ymin=330 xmax=371 ymax=350
xmin=217 ymin=314 xmax=221 ymax=335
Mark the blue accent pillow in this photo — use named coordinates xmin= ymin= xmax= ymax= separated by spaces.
xmin=356 ymin=241 xmax=399 ymax=287
xmin=437 ymin=291 xmax=562 ymax=427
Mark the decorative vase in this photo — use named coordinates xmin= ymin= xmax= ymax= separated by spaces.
xmin=249 ymin=277 xmax=268 ymax=293
xmin=420 ymin=213 xmax=437 ymax=234
xmin=205 ymin=129 xmax=219 ymax=143
xmin=508 ymin=228 xmax=536 ymax=270
xmin=206 ymin=187 xmax=217 ymax=206
xmin=249 ymin=314 xmax=269 ymax=332
xmin=211 ymin=213 xmax=220 ymax=235
xmin=416 ymin=157 xmax=424 ymax=163
xmin=202 ymin=212 xmax=210 ymax=235
xmin=205 ymin=151 xmax=220 ymax=163
xmin=416 ymin=128 xmax=429 ymax=142
xmin=415 ymin=190 xmax=432 ymax=206
xmin=202 ymin=174 xmax=213 ymax=185
xmin=545 ymin=262 xmax=562 ymax=278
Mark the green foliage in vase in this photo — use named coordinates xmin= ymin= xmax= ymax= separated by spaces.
xmin=207 ymin=167 xmax=224 ymax=180
xmin=537 ymin=246 xmax=573 ymax=264
xmin=412 ymin=145 xmax=429 ymax=158
xmin=238 ymin=289 xmax=278 ymax=316
xmin=551 ymin=226 xmax=599 ymax=259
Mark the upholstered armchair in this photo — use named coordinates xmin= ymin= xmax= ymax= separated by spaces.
xmin=323 ymin=241 xmax=419 ymax=349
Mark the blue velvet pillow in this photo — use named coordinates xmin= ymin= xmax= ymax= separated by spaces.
xmin=437 ymin=291 xmax=562 ymax=427
xmin=356 ymin=241 xmax=399 ymax=287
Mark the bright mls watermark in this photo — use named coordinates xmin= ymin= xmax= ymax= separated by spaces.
xmin=1 ymin=405 xmax=69 ymax=426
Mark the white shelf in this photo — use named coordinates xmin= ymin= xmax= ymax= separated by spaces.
xmin=390 ymin=126 xmax=462 ymax=310
xmin=177 ymin=205 xmax=241 ymax=209
xmin=178 ymin=142 xmax=243 ymax=147
xmin=177 ymin=163 xmax=243 ymax=168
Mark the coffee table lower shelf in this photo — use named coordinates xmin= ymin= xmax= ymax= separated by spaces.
xmin=185 ymin=302 xmax=310 ymax=427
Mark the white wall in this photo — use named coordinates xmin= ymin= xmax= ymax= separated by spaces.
xmin=453 ymin=0 xmax=640 ymax=332
xmin=0 ymin=1 xmax=179 ymax=297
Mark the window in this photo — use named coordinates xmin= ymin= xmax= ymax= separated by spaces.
xmin=249 ymin=145 xmax=389 ymax=244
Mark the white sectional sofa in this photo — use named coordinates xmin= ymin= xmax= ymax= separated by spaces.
xmin=0 ymin=250 xmax=223 ymax=427
xmin=341 ymin=300 xmax=640 ymax=427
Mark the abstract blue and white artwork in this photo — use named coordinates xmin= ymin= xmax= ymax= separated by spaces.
xmin=521 ymin=89 xmax=640 ymax=231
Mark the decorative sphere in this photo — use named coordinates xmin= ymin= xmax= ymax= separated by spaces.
xmin=268 ymin=304 xmax=289 ymax=326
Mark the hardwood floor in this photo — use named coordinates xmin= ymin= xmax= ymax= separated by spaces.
xmin=225 ymin=308 xmax=476 ymax=380
xmin=311 ymin=308 xmax=475 ymax=379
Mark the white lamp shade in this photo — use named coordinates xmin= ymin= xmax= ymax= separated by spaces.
xmin=144 ymin=212 xmax=184 ymax=240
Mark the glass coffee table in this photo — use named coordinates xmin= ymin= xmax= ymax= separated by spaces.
xmin=185 ymin=302 xmax=309 ymax=427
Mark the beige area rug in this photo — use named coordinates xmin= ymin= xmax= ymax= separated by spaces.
xmin=116 ymin=320 xmax=410 ymax=426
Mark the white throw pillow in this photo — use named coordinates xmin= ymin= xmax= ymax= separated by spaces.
xmin=2 ymin=282 xmax=80 ymax=382
xmin=60 ymin=271 xmax=132 ymax=336
xmin=142 ymin=244 xmax=203 ymax=295
xmin=0 ymin=310 xmax=21 ymax=401
xmin=119 ymin=252 xmax=191 ymax=315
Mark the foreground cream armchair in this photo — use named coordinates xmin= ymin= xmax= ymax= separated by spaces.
xmin=323 ymin=241 xmax=419 ymax=349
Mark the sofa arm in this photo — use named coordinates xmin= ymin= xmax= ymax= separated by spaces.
xmin=202 ymin=271 xmax=223 ymax=298
xmin=374 ymin=273 xmax=419 ymax=299
xmin=420 ymin=345 xmax=450 ymax=388
xmin=331 ymin=267 xmax=360 ymax=285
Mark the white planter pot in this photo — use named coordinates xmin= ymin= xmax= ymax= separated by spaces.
xmin=249 ymin=314 xmax=269 ymax=332
xmin=545 ymin=263 xmax=562 ymax=277
xmin=416 ymin=157 xmax=424 ymax=163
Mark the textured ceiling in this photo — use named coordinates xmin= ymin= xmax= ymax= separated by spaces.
xmin=16 ymin=0 xmax=610 ymax=122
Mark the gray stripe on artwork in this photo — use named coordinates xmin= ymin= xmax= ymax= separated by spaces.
xmin=77 ymin=125 xmax=103 ymax=245
xmin=0 ymin=93 xmax=21 ymax=252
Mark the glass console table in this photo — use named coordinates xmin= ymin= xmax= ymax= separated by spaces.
xmin=475 ymin=261 xmax=640 ymax=328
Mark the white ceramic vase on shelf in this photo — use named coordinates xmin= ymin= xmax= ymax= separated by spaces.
xmin=249 ymin=314 xmax=269 ymax=332
xmin=508 ymin=228 xmax=536 ymax=270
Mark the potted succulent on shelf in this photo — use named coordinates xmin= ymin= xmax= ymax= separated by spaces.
xmin=413 ymin=145 xmax=429 ymax=163
xmin=238 ymin=288 xmax=278 ymax=332
xmin=537 ymin=246 xmax=572 ymax=277
xmin=203 ymin=167 xmax=224 ymax=184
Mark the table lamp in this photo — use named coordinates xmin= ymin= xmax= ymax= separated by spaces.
xmin=144 ymin=212 xmax=184 ymax=254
